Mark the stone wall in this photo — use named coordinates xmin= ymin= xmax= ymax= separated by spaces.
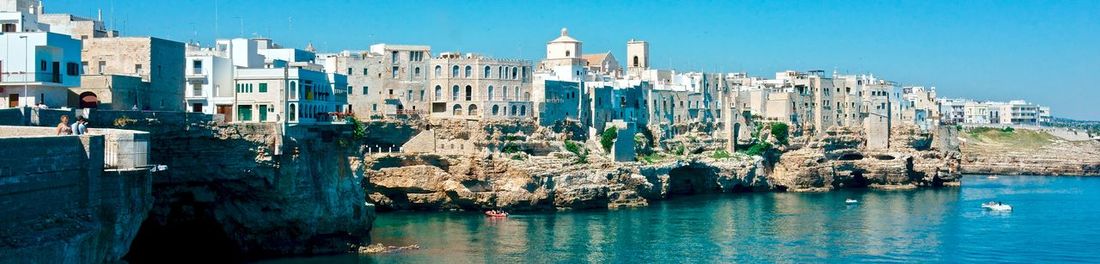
xmin=0 ymin=127 xmax=154 ymax=263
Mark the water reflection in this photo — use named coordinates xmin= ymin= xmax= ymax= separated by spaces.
xmin=263 ymin=175 xmax=1100 ymax=263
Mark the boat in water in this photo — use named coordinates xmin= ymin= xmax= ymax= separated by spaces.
xmin=845 ymin=199 xmax=859 ymax=204
xmin=987 ymin=176 xmax=1000 ymax=179
xmin=485 ymin=210 xmax=509 ymax=218
xmin=981 ymin=201 xmax=1012 ymax=211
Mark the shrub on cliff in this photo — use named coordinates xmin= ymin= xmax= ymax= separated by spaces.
xmin=564 ymin=140 xmax=588 ymax=164
xmin=600 ymin=127 xmax=618 ymax=153
xmin=347 ymin=118 xmax=367 ymax=140
xmin=770 ymin=122 xmax=789 ymax=145
xmin=712 ymin=149 xmax=732 ymax=159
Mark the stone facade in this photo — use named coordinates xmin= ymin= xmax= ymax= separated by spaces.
xmin=79 ymin=37 xmax=185 ymax=111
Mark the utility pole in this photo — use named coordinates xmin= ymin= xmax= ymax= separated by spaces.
xmin=20 ymin=35 xmax=28 ymax=107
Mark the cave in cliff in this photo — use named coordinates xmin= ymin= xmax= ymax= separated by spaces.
xmin=667 ymin=167 xmax=719 ymax=195
xmin=124 ymin=193 xmax=243 ymax=263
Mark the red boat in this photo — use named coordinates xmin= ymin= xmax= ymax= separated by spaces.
xmin=485 ymin=210 xmax=508 ymax=218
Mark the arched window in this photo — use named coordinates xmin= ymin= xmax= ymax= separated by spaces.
xmin=451 ymin=65 xmax=459 ymax=77
xmin=498 ymin=66 xmax=503 ymax=79
xmin=487 ymin=86 xmax=495 ymax=101
xmin=633 ymin=56 xmax=639 ymax=67
xmin=288 ymin=103 xmax=297 ymax=121
xmin=414 ymin=67 xmax=421 ymax=77
xmin=464 ymin=85 xmax=472 ymax=101
xmin=468 ymin=104 xmax=478 ymax=116
xmin=502 ymin=86 xmax=509 ymax=100
xmin=464 ymin=65 xmax=472 ymax=78
xmin=435 ymin=85 xmax=442 ymax=100
xmin=522 ymin=67 xmax=527 ymax=79
xmin=565 ymin=50 xmax=571 ymax=57
xmin=491 ymin=105 xmax=500 ymax=115
xmin=452 ymin=104 xmax=463 ymax=115
xmin=511 ymin=67 xmax=518 ymax=79
xmin=419 ymin=90 xmax=425 ymax=101
xmin=511 ymin=106 xmax=517 ymax=116
xmin=434 ymin=65 xmax=441 ymax=77
xmin=289 ymin=81 xmax=298 ymax=99
xmin=514 ymin=87 xmax=521 ymax=100
xmin=520 ymin=105 xmax=526 ymax=116
xmin=484 ymin=66 xmax=491 ymax=78
xmin=451 ymin=85 xmax=459 ymax=101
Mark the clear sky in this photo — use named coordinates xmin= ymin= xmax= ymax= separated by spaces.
xmin=51 ymin=0 xmax=1099 ymax=120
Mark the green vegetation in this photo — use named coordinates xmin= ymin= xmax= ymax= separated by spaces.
xmin=770 ymin=122 xmax=789 ymax=145
xmin=600 ymin=127 xmax=618 ymax=153
xmin=564 ymin=140 xmax=588 ymax=164
xmin=964 ymin=126 xmax=1056 ymax=149
xmin=639 ymin=152 xmax=666 ymax=164
xmin=711 ymin=149 xmax=732 ymax=159
xmin=502 ymin=142 xmax=521 ymax=154
xmin=1001 ymin=126 xmax=1015 ymax=133
xmin=347 ymin=118 xmax=367 ymax=140
xmin=510 ymin=154 xmax=526 ymax=161
xmin=672 ymin=144 xmax=686 ymax=156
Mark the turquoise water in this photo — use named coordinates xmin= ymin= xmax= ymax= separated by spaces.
xmin=267 ymin=175 xmax=1100 ymax=263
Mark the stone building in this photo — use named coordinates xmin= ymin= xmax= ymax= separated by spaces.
xmin=320 ymin=44 xmax=430 ymax=118
xmin=75 ymin=37 xmax=184 ymax=111
xmin=36 ymin=12 xmax=116 ymax=40
xmin=581 ymin=52 xmax=620 ymax=77
xmin=427 ymin=51 xmax=533 ymax=120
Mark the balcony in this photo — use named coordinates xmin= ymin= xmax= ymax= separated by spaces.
xmin=0 ymin=72 xmax=64 ymax=85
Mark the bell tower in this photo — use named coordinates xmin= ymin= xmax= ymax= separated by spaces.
xmin=626 ymin=39 xmax=648 ymax=77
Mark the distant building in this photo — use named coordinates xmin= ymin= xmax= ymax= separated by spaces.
xmin=74 ymin=37 xmax=184 ymax=111
xmin=0 ymin=2 xmax=82 ymax=109
xmin=938 ymin=98 xmax=1046 ymax=126
xmin=427 ymin=51 xmax=533 ymax=120
xmin=319 ymin=44 xmax=430 ymax=118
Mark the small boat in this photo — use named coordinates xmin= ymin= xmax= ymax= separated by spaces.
xmin=987 ymin=176 xmax=999 ymax=179
xmin=485 ymin=210 xmax=509 ymax=218
xmin=845 ymin=198 xmax=859 ymax=204
xmin=981 ymin=201 xmax=1012 ymax=211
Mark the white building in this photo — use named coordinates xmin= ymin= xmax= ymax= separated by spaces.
xmin=0 ymin=2 xmax=81 ymax=108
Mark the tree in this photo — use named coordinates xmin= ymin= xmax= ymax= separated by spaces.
xmin=600 ymin=126 xmax=618 ymax=153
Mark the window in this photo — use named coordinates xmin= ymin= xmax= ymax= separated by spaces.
xmin=414 ymin=67 xmax=421 ymax=77
xmin=522 ymin=67 xmax=527 ymax=79
xmin=465 ymin=85 xmax=472 ymax=101
xmin=289 ymin=81 xmax=298 ymax=99
xmin=487 ymin=86 xmax=494 ymax=101
xmin=464 ymin=65 xmax=472 ymax=78
xmin=66 ymin=62 xmax=79 ymax=76
xmin=452 ymin=85 xmax=459 ymax=101
xmin=362 ymin=86 xmax=369 ymax=95
xmin=435 ymin=65 xmax=442 ymax=77
xmin=258 ymin=83 xmax=267 ymax=93
xmin=347 ymin=68 xmax=352 ymax=75
xmin=392 ymin=66 xmax=399 ymax=78
xmin=484 ymin=66 xmax=491 ymax=78
xmin=391 ymin=51 xmax=399 ymax=62
xmin=97 ymin=61 xmax=106 ymax=74
xmin=434 ymin=85 xmax=442 ymax=100
xmin=41 ymin=60 xmax=46 ymax=71
xmin=452 ymin=65 xmax=459 ymax=77
xmin=511 ymin=67 xmax=517 ymax=79
xmin=419 ymin=90 xmax=425 ymax=101
xmin=134 ymin=64 xmax=142 ymax=74
xmin=502 ymin=86 xmax=509 ymax=100
xmin=288 ymin=104 xmax=297 ymax=121
xmin=363 ymin=68 xmax=369 ymax=75
xmin=514 ymin=87 xmax=520 ymax=100
xmin=193 ymin=60 xmax=203 ymax=74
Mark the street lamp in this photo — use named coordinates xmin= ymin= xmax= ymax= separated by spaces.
xmin=19 ymin=35 xmax=28 ymax=107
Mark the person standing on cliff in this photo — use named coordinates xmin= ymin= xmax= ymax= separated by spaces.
xmin=56 ymin=115 xmax=72 ymax=135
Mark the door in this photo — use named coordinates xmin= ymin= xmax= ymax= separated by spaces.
xmin=8 ymin=94 xmax=17 ymax=107
xmin=192 ymin=103 xmax=202 ymax=113
xmin=217 ymin=105 xmax=232 ymax=122
xmin=52 ymin=62 xmax=60 ymax=83
xmin=258 ymin=105 xmax=268 ymax=121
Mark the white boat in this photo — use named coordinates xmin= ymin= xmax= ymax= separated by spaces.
xmin=981 ymin=201 xmax=1012 ymax=211
xmin=845 ymin=199 xmax=859 ymax=204
xmin=987 ymin=176 xmax=999 ymax=179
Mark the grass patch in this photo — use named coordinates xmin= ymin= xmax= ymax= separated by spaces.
xmin=964 ymin=127 xmax=1056 ymax=149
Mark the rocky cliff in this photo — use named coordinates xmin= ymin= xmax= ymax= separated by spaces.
xmin=959 ymin=128 xmax=1100 ymax=175
xmin=363 ymin=123 xmax=961 ymax=211
xmin=111 ymin=121 xmax=374 ymax=262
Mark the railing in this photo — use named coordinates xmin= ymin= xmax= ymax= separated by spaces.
xmin=90 ymin=129 xmax=150 ymax=170
xmin=0 ymin=72 xmax=62 ymax=84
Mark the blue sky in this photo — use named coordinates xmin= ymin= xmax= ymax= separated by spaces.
xmin=52 ymin=0 xmax=1099 ymax=120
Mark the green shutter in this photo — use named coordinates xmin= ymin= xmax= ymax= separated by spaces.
xmin=259 ymin=105 xmax=268 ymax=121
xmin=237 ymin=105 xmax=252 ymax=121
xmin=259 ymin=83 xmax=268 ymax=93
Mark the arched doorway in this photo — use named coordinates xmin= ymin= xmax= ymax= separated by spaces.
xmin=79 ymin=92 xmax=98 ymax=109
